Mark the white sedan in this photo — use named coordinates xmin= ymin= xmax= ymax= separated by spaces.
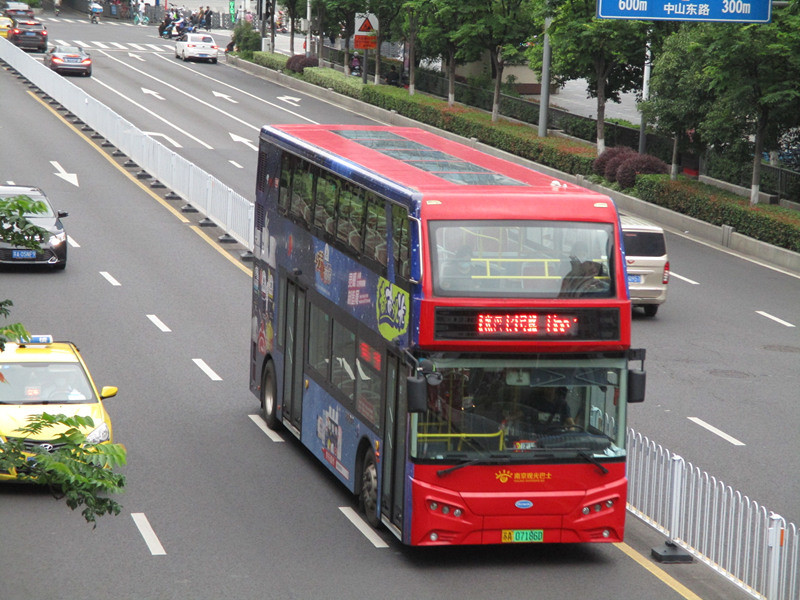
xmin=175 ymin=33 xmax=219 ymax=63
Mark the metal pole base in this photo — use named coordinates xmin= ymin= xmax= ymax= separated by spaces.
xmin=651 ymin=540 xmax=693 ymax=564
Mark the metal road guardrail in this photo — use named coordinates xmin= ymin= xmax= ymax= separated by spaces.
xmin=628 ymin=429 xmax=800 ymax=600
xmin=0 ymin=38 xmax=254 ymax=250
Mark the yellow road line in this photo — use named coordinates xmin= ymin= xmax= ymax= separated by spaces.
xmin=29 ymin=89 xmax=253 ymax=276
xmin=614 ymin=542 xmax=704 ymax=600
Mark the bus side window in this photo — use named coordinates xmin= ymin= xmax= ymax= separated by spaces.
xmin=290 ymin=160 xmax=315 ymax=225
xmin=337 ymin=182 xmax=364 ymax=249
xmin=392 ymin=204 xmax=411 ymax=280
xmin=278 ymin=153 xmax=294 ymax=213
xmin=308 ymin=303 xmax=331 ymax=378
xmin=315 ymin=171 xmax=338 ymax=235
xmin=363 ymin=194 xmax=384 ymax=264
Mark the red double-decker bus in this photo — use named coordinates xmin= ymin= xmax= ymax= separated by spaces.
xmin=250 ymin=124 xmax=646 ymax=546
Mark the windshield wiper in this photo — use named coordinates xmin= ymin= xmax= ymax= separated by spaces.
xmin=437 ymin=454 xmax=510 ymax=477
xmin=577 ymin=450 xmax=609 ymax=475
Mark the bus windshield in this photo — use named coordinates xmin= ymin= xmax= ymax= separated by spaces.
xmin=430 ymin=220 xmax=615 ymax=298
xmin=411 ymin=358 xmax=626 ymax=461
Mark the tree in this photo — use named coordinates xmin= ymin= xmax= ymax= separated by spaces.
xmin=0 ymin=195 xmax=127 ymax=526
xmin=528 ymin=0 xmax=648 ymax=152
xmin=324 ymin=0 xmax=361 ymax=74
xmin=452 ymin=0 xmax=535 ymax=121
xmin=367 ymin=0 xmax=405 ymax=84
xmin=640 ymin=25 xmax=713 ymax=178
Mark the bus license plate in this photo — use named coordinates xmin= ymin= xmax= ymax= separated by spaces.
xmin=12 ymin=249 xmax=37 ymax=259
xmin=501 ymin=529 xmax=543 ymax=543
xmin=627 ymin=274 xmax=642 ymax=284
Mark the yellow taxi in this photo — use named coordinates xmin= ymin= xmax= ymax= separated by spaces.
xmin=0 ymin=335 xmax=117 ymax=481
xmin=0 ymin=16 xmax=14 ymax=38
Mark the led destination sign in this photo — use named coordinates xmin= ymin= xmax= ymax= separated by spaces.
xmin=434 ymin=308 xmax=621 ymax=341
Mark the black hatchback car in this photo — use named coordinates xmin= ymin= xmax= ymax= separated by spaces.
xmin=7 ymin=18 xmax=47 ymax=52
xmin=0 ymin=185 xmax=68 ymax=270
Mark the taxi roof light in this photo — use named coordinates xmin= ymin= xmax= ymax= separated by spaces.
xmin=27 ymin=334 xmax=53 ymax=344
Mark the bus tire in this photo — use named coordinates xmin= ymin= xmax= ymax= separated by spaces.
xmin=261 ymin=360 xmax=279 ymax=430
xmin=359 ymin=448 xmax=380 ymax=528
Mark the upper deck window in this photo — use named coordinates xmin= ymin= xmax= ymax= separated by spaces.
xmin=430 ymin=220 xmax=615 ymax=299
xmin=334 ymin=130 xmax=525 ymax=186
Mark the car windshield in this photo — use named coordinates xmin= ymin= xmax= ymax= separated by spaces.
xmin=57 ymin=46 xmax=83 ymax=54
xmin=0 ymin=363 xmax=96 ymax=404
xmin=0 ymin=192 xmax=55 ymax=218
xmin=429 ymin=220 xmax=616 ymax=298
xmin=410 ymin=357 xmax=627 ymax=461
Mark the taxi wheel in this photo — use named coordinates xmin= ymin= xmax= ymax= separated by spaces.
xmin=359 ymin=449 xmax=380 ymax=528
xmin=261 ymin=360 xmax=279 ymax=430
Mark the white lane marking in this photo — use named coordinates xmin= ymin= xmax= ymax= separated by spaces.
xmin=339 ymin=507 xmax=389 ymax=548
xmin=71 ymin=39 xmax=88 ymax=47
xmin=229 ymin=160 xmax=243 ymax=169
xmin=756 ymin=311 xmax=796 ymax=328
xmin=67 ymin=235 xmax=80 ymax=247
xmin=128 ymin=43 xmax=146 ymax=50
xmin=93 ymin=41 xmax=110 ymax=49
xmin=670 ymin=272 xmax=699 ymax=285
xmin=99 ymin=271 xmax=121 ymax=286
xmin=192 ymin=358 xmax=222 ymax=380
xmin=248 ymin=414 xmax=284 ymax=443
xmin=131 ymin=513 xmax=167 ymax=555
xmin=110 ymin=41 xmax=127 ymax=49
xmin=91 ymin=75 xmax=213 ymax=149
xmin=144 ymin=43 xmax=163 ymax=51
xmin=146 ymin=314 xmax=172 ymax=332
xmin=687 ymin=417 xmax=745 ymax=446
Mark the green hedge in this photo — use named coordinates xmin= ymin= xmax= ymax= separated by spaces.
xmin=252 ymin=52 xmax=288 ymax=71
xmin=635 ymin=176 xmax=800 ymax=252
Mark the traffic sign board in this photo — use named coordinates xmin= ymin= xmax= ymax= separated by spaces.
xmin=354 ymin=13 xmax=378 ymax=50
xmin=596 ymin=0 xmax=771 ymax=22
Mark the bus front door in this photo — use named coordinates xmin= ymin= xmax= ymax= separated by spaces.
xmin=381 ymin=355 xmax=408 ymax=534
xmin=282 ymin=280 xmax=306 ymax=431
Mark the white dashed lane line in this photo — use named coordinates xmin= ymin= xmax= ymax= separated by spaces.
xmin=687 ymin=417 xmax=745 ymax=446
xmin=192 ymin=358 xmax=222 ymax=380
xmin=755 ymin=310 xmax=796 ymax=328
xmin=99 ymin=271 xmax=121 ymax=286
xmin=146 ymin=314 xmax=172 ymax=332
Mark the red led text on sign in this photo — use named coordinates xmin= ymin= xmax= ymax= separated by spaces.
xmin=476 ymin=313 xmax=579 ymax=336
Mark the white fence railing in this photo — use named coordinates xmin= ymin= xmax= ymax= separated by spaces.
xmin=627 ymin=429 xmax=799 ymax=600
xmin=0 ymin=38 xmax=254 ymax=250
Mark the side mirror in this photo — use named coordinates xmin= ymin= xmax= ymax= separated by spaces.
xmin=100 ymin=385 xmax=118 ymax=400
xmin=407 ymin=374 xmax=427 ymax=413
xmin=627 ymin=370 xmax=645 ymax=403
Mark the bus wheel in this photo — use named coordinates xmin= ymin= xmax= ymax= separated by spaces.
xmin=261 ymin=361 xmax=279 ymax=430
xmin=359 ymin=449 xmax=380 ymax=527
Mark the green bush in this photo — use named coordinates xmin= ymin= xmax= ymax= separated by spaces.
xmin=253 ymin=51 xmax=288 ymax=71
xmin=303 ymin=67 xmax=364 ymax=99
xmin=232 ymin=20 xmax=261 ymax=54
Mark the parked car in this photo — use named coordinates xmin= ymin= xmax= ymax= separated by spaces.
xmin=175 ymin=32 xmax=219 ymax=63
xmin=621 ymin=214 xmax=669 ymax=317
xmin=7 ymin=18 xmax=47 ymax=52
xmin=0 ymin=185 xmax=68 ymax=270
xmin=44 ymin=45 xmax=92 ymax=76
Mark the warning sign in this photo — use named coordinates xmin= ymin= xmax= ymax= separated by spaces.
xmin=354 ymin=12 xmax=378 ymax=50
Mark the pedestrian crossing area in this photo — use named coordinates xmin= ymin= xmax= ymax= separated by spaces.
xmin=50 ymin=38 xmax=174 ymax=52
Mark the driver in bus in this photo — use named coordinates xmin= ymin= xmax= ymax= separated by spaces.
xmin=524 ymin=387 xmax=574 ymax=430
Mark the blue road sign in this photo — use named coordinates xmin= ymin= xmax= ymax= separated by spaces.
xmin=596 ymin=0 xmax=771 ymax=22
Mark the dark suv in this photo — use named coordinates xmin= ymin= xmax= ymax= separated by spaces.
xmin=7 ymin=18 xmax=47 ymax=52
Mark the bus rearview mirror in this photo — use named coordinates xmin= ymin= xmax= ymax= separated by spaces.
xmin=407 ymin=374 xmax=427 ymax=413
xmin=628 ymin=370 xmax=646 ymax=403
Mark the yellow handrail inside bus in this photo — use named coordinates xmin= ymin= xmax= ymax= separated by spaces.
xmin=418 ymin=430 xmax=505 ymax=451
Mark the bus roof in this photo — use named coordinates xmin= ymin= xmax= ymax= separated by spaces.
xmin=263 ymin=125 xmax=614 ymax=220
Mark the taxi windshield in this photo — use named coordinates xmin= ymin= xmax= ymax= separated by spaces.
xmin=0 ymin=363 xmax=95 ymax=404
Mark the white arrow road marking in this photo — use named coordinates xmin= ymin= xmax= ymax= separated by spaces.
xmin=193 ymin=358 xmax=222 ymax=381
xmin=248 ymin=414 xmax=284 ymax=443
xmin=142 ymin=87 xmax=164 ymax=100
xmin=229 ymin=132 xmax=258 ymax=151
xmin=212 ymin=90 xmax=238 ymax=103
xmin=277 ymin=95 xmax=301 ymax=106
xmin=132 ymin=513 xmax=166 ymax=556
xmin=143 ymin=132 xmax=182 ymax=148
xmin=128 ymin=52 xmax=146 ymax=61
xmin=338 ymin=507 xmax=388 ymax=548
xmin=50 ymin=161 xmax=78 ymax=186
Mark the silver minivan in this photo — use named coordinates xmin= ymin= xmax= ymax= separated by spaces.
xmin=621 ymin=215 xmax=669 ymax=317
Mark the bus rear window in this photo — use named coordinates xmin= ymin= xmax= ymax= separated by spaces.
xmin=430 ymin=220 xmax=616 ymax=298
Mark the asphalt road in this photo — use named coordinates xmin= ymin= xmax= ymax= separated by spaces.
xmin=0 ymin=15 xmax=797 ymax=600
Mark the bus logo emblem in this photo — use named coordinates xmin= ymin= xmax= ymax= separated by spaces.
xmin=515 ymin=500 xmax=534 ymax=510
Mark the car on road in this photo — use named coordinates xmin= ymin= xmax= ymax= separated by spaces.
xmin=0 ymin=15 xmax=13 ymax=37
xmin=0 ymin=185 xmax=68 ymax=270
xmin=3 ymin=1 xmax=34 ymax=19
xmin=621 ymin=214 xmax=669 ymax=317
xmin=0 ymin=335 xmax=118 ymax=482
xmin=6 ymin=17 xmax=47 ymax=52
xmin=175 ymin=32 xmax=218 ymax=63
xmin=44 ymin=45 xmax=92 ymax=77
